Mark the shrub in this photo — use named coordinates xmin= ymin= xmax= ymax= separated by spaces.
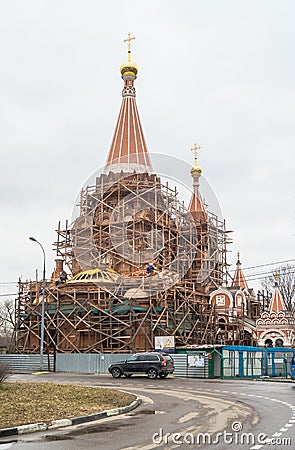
xmin=0 ymin=363 xmax=11 ymax=384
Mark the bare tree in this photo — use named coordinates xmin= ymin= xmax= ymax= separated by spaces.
xmin=261 ymin=264 xmax=295 ymax=312
xmin=0 ymin=299 xmax=15 ymax=347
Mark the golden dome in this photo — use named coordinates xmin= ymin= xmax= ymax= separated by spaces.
xmin=191 ymin=165 xmax=202 ymax=176
xmin=120 ymin=60 xmax=138 ymax=78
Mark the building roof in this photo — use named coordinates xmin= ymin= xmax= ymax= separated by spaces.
xmin=232 ymin=253 xmax=249 ymax=290
xmin=268 ymin=283 xmax=287 ymax=313
xmin=105 ymin=36 xmax=152 ymax=174
xmin=188 ymin=192 xmax=207 ymax=223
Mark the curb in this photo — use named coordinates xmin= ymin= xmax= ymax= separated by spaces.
xmin=255 ymin=377 xmax=294 ymax=383
xmin=0 ymin=397 xmax=141 ymax=437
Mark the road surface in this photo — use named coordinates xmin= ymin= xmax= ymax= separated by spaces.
xmin=0 ymin=373 xmax=294 ymax=449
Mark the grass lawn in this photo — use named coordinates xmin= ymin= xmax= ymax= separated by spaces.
xmin=0 ymin=382 xmax=135 ymax=429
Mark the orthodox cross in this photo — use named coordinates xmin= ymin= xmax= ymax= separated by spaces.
xmin=124 ymin=33 xmax=136 ymax=61
xmin=190 ymin=143 xmax=201 ymax=168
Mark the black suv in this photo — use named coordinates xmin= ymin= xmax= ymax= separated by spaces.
xmin=108 ymin=352 xmax=174 ymax=379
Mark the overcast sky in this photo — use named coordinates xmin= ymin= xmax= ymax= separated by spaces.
xmin=0 ymin=0 xmax=294 ymax=298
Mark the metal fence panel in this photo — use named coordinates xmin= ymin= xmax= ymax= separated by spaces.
xmin=172 ymin=354 xmax=188 ymax=377
xmin=56 ymin=353 xmax=130 ymax=374
xmin=0 ymin=353 xmax=206 ymax=377
xmin=0 ymin=354 xmax=54 ymax=372
xmin=56 ymin=354 xmax=100 ymax=373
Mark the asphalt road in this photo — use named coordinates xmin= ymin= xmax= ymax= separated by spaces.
xmin=0 ymin=373 xmax=294 ymax=449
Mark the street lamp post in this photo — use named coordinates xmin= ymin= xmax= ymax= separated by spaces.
xmin=29 ymin=237 xmax=46 ymax=371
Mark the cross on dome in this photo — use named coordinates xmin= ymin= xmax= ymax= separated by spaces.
xmin=191 ymin=143 xmax=201 ymax=168
xmin=124 ymin=33 xmax=136 ymax=62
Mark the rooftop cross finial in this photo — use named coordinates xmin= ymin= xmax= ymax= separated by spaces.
xmin=124 ymin=33 xmax=136 ymax=62
xmin=190 ymin=143 xmax=201 ymax=168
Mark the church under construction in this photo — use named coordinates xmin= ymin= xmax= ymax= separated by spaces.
xmin=15 ymin=36 xmax=294 ymax=354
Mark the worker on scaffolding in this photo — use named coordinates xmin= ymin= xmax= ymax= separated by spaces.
xmin=146 ymin=261 xmax=154 ymax=276
xmin=55 ymin=273 xmax=67 ymax=286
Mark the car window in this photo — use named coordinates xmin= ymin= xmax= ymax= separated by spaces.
xmin=145 ymin=355 xmax=159 ymax=361
xmin=127 ymin=354 xmax=139 ymax=361
xmin=163 ymin=355 xmax=172 ymax=361
xmin=137 ymin=355 xmax=148 ymax=361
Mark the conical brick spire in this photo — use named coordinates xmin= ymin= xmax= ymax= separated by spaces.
xmin=232 ymin=253 xmax=249 ymax=290
xmin=268 ymin=275 xmax=287 ymax=313
xmin=105 ymin=34 xmax=152 ymax=174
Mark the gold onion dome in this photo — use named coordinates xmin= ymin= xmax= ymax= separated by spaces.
xmin=191 ymin=164 xmax=202 ymax=176
xmin=120 ymin=60 xmax=138 ymax=78
xmin=121 ymin=33 xmax=138 ymax=78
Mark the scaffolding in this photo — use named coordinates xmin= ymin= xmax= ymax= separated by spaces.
xmin=16 ymin=170 xmax=232 ymax=353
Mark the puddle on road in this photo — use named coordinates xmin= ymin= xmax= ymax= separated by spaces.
xmin=43 ymin=435 xmax=74 ymax=441
xmin=68 ymin=421 xmax=132 ymax=436
xmin=127 ymin=409 xmax=165 ymax=416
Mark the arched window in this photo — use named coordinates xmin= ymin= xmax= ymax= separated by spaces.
xmin=275 ymin=338 xmax=284 ymax=347
xmin=218 ymin=318 xmax=226 ymax=330
xmin=265 ymin=338 xmax=273 ymax=348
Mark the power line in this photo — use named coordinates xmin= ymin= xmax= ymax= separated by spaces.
xmin=246 ymin=270 xmax=295 ymax=283
xmin=245 ymin=266 xmax=295 ymax=279
xmin=229 ymin=258 xmax=295 ymax=272
xmin=0 ymin=293 xmax=17 ymax=297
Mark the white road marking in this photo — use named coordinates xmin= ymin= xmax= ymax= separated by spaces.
xmin=272 ymin=432 xmax=282 ymax=437
xmin=178 ymin=411 xmax=200 ymax=423
xmin=97 ymin=382 xmax=295 ymax=449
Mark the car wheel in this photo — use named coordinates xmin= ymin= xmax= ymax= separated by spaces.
xmin=159 ymin=373 xmax=168 ymax=378
xmin=124 ymin=374 xmax=132 ymax=378
xmin=147 ymin=368 xmax=158 ymax=379
xmin=111 ymin=367 xmax=122 ymax=378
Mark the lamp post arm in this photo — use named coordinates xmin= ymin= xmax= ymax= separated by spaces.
xmin=29 ymin=237 xmax=46 ymax=370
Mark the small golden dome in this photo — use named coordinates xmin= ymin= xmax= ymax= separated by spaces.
xmin=191 ymin=165 xmax=202 ymax=176
xmin=120 ymin=60 xmax=138 ymax=78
